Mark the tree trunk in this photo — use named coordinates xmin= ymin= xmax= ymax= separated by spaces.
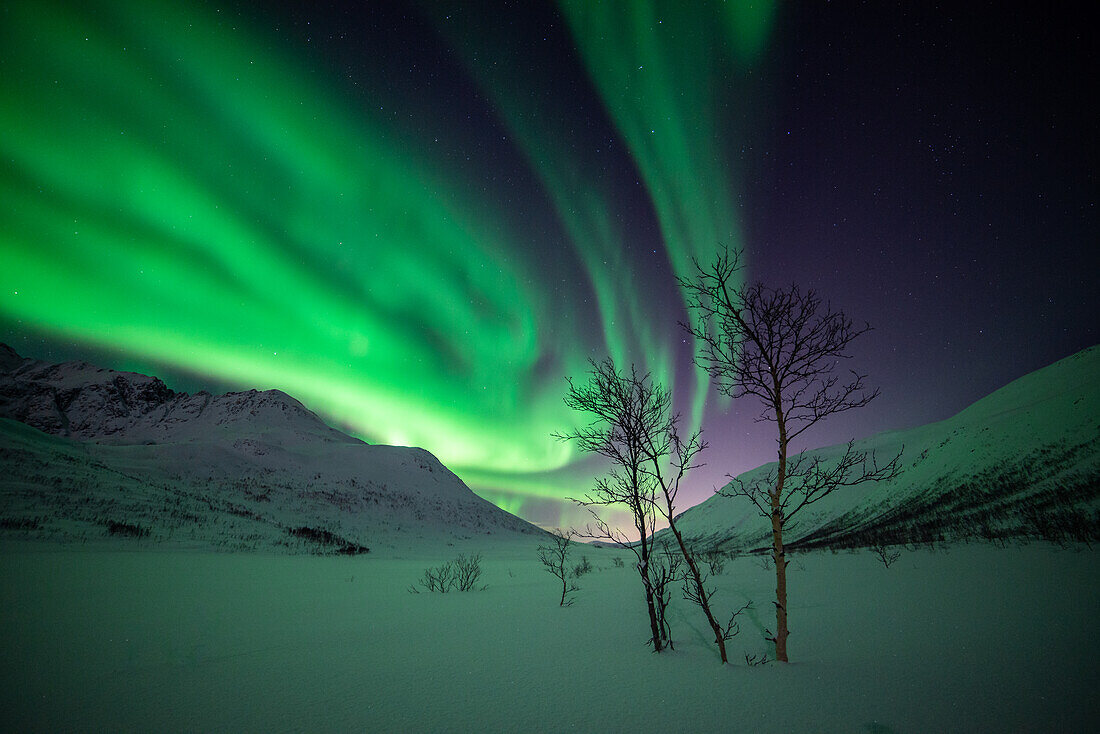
xmin=773 ymin=391 xmax=790 ymax=662
xmin=642 ymin=577 xmax=664 ymax=652
xmin=771 ymin=512 xmax=789 ymax=662
xmin=631 ymin=467 xmax=664 ymax=652
xmin=637 ymin=538 xmax=665 ymax=651
xmin=669 ymin=522 xmax=728 ymax=663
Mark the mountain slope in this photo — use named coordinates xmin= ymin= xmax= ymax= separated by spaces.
xmin=665 ymin=345 xmax=1100 ymax=550
xmin=0 ymin=345 xmax=544 ymax=552
xmin=0 ymin=343 xmax=352 ymax=445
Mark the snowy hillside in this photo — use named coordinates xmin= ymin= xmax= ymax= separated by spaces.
xmin=666 ymin=345 xmax=1100 ymax=551
xmin=0 ymin=345 xmax=544 ymax=552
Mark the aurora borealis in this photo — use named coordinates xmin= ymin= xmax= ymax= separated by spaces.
xmin=0 ymin=0 xmax=774 ymax=525
xmin=2 ymin=1 xmax=1095 ymax=530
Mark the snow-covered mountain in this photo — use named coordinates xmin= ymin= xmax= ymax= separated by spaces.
xmin=0 ymin=344 xmax=544 ymax=552
xmin=0 ymin=343 xmax=352 ymax=445
xmin=664 ymin=345 xmax=1100 ymax=551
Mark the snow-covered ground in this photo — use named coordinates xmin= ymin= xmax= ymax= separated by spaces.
xmin=2 ymin=540 xmax=1095 ymax=732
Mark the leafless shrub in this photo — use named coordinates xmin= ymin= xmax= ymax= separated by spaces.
xmin=572 ymin=555 xmax=593 ymax=578
xmin=538 ymin=529 xmax=579 ymax=606
xmin=450 ymin=553 xmax=482 ymax=590
xmin=699 ymin=549 xmax=727 ymax=575
xmin=871 ymin=542 xmax=902 ymax=568
xmin=409 ymin=554 xmax=485 ymax=593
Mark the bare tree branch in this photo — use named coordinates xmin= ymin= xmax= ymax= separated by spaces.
xmin=680 ymin=244 xmax=904 ymax=662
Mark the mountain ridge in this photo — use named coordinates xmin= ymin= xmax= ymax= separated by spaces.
xmin=0 ymin=346 xmax=354 ymax=446
xmin=0 ymin=344 xmax=544 ymax=553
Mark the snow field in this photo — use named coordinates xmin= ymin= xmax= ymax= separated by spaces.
xmin=1 ymin=542 xmax=1096 ymax=732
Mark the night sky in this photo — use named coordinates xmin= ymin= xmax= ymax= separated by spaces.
xmin=1 ymin=0 xmax=1095 ymax=530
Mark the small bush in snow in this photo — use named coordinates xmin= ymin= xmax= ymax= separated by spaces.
xmin=745 ymin=652 xmax=769 ymax=666
xmin=410 ymin=554 xmax=485 ymax=593
xmin=870 ymin=542 xmax=902 ymax=568
xmin=572 ymin=555 xmax=593 ymax=578
xmin=699 ymin=550 xmax=726 ymax=575
xmin=107 ymin=520 xmax=150 ymax=538
xmin=452 ymin=553 xmax=484 ymax=591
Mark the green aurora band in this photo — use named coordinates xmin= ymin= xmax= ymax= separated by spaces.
xmin=558 ymin=0 xmax=773 ymax=426
xmin=0 ymin=0 xmax=773 ymax=527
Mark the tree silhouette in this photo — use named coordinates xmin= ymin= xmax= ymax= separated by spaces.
xmin=557 ymin=358 xmax=742 ymax=662
xmin=555 ymin=360 xmax=668 ymax=651
xmin=680 ymin=245 xmax=902 ymax=662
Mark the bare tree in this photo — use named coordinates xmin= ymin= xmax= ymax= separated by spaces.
xmin=537 ymin=528 xmax=579 ymax=606
xmin=558 ymin=359 xmax=742 ymax=662
xmin=680 ymin=245 xmax=902 ymax=662
xmin=555 ymin=360 xmax=668 ymax=651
